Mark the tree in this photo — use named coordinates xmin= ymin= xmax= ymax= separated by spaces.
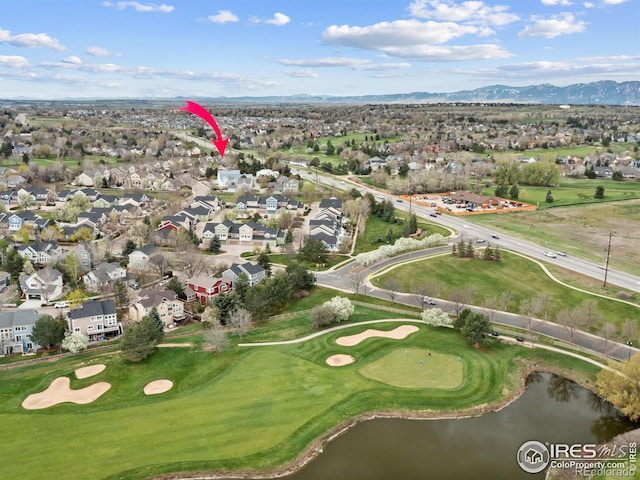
xmin=166 ymin=276 xmax=185 ymax=297
xmin=148 ymin=306 xmax=164 ymax=335
xmin=556 ymin=307 xmax=584 ymax=343
xmin=63 ymin=252 xmax=82 ymax=286
xmin=31 ymin=315 xmax=66 ymax=349
xmin=596 ymin=353 xmax=640 ymax=421
xmin=61 ymin=332 xmax=88 ymax=354
xmin=545 ymin=190 xmax=554 ymax=203
xmin=509 ymin=184 xmax=520 ymax=200
xmin=123 ymin=239 xmax=137 ymax=256
xmin=67 ymin=288 xmax=88 ymax=307
xmin=460 ymin=311 xmax=493 ymax=347
xmin=22 ymin=259 xmax=35 ymax=275
xmin=201 ymin=305 xmax=221 ymax=329
xmin=311 ymin=304 xmax=335 ymax=328
xmin=285 ymin=260 xmax=315 ymax=291
xmin=120 ymin=315 xmax=163 ymax=361
xmin=421 ymin=308 xmax=452 ymax=327
xmin=113 ymin=278 xmax=129 ymax=309
xmin=325 ymin=296 xmax=354 ymax=322
xmin=349 ymin=269 xmax=366 ymax=294
xmin=594 ymin=185 xmax=605 ymax=199
xmin=298 ymin=238 xmax=329 ymax=265
xmin=256 ymin=251 xmax=272 ymax=277
xmin=227 ymin=306 xmax=252 ymax=339
xmin=599 ymin=322 xmax=617 ymax=354
xmin=204 ymin=318 xmax=229 ymax=355
xmin=208 ymin=235 xmax=221 ymax=253
xmin=448 ymin=288 xmax=473 ymax=317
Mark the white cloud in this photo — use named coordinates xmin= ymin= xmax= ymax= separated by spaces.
xmin=207 ymin=10 xmax=238 ymax=24
xmin=0 ymin=28 xmax=66 ymax=51
xmin=0 ymin=55 xmax=30 ymax=68
xmin=583 ymin=1 xmax=595 ymax=6
xmin=323 ymin=20 xmax=479 ymax=49
xmin=85 ymin=46 xmax=115 ymax=56
xmin=408 ymin=0 xmax=519 ymax=26
xmin=62 ymin=56 xmax=82 ymax=64
xmin=541 ymin=0 xmax=573 ymax=5
xmin=101 ymin=1 xmax=174 ymax=13
xmin=518 ymin=13 xmax=587 ymax=38
xmin=603 ymin=0 xmax=629 ymax=4
xmin=278 ymin=57 xmax=411 ymax=71
xmin=284 ymin=69 xmax=319 ymax=78
xmin=266 ymin=12 xmax=291 ymax=26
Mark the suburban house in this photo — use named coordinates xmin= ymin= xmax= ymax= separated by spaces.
xmin=236 ymin=194 xmax=303 ymax=216
xmin=74 ymin=242 xmax=94 ymax=271
xmin=185 ymin=276 xmax=232 ymax=305
xmin=8 ymin=211 xmax=49 ymax=233
xmin=128 ymin=245 xmax=156 ymax=271
xmin=217 ymin=168 xmax=253 ymax=191
xmin=306 ymin=197 xmax=345 ymax=252
xmin=272 ymin=176 xmax=300 ymax=194
xmin=200 ymin=220 xmax=284 ymax=248
xmin=191 ymin=195 xmax=224 ymax=211
xmin=15 ymin=242 xmax=65 ymax=265
xmin=19 ymin=266 xmax=63 ymax=302
xmin=0 ymin=309 xmax=41 ymax=355
xmin=222 ymin=262 xmax=266 ymax=287
xmin=82 ymin=262 xmax=127 ymax=292
xmin=128 ymin=288 xmax=186 ymax=326
xmin=67 ymin=299 xmax=121 ymax=342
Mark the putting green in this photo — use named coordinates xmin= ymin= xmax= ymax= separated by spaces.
xmin=359 ymin=348 xmax=463 ymax=389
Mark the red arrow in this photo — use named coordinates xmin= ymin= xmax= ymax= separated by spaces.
xmin=178 ymin=100 xmax=229 ymax=158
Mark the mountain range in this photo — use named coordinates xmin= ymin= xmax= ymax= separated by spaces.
xmin=197 ymin=80 xmax=640 ymax=106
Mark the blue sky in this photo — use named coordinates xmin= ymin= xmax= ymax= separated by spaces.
xmin=0 ymin=0 xmax=638 ymax=99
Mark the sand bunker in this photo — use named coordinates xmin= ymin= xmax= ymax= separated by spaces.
xmin=336 ymin=325 xmax=419 ymax=347
xmin=326 ymin=354 xmax=355 ymax=366
xmin=75 ymin=364 xmax=106 ymax=379
xmin=22 ymin=377 xmax=111 ymax=410
xmin=143 ymin=379 xmax=173 ymax=395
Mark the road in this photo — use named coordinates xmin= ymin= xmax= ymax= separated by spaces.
xmin=173 ymin=133 xmax=640 ymax=360
xmin=315 ymin=250 xmax=638 ymax=361
xmin=289 ymin=165 xmax=640 ymax=294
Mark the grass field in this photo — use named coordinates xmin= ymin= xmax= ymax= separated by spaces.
xmin=374 ymin=251 xmax=640 ymax=336
xmin=473 ymin=178 xmax=640 ymax=209
xmin=360 ymin=348 xmax=463 ymax=389
xmin=352 ymin=212 xmax=451 ymax=255
xmin=0 ymin=302 xmax=601 ymax=480
xmin=469 ymin=198 xmax=640 ymax=276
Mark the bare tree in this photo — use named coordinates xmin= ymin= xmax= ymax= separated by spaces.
xmin=483 ymin=295 xmax=500 ymax=323
xmin=499 ymin=290 xmax=513 ymax=311
xmin=623 ymin=318 xmax=636 ymax=342
xmin=228 ymin=306 xmax=252 ymax=339
xmin=577 ymin=299 xmax=602 ymax=329
xmin=384 ymin=277 xmax=402 ymax=303
xmin=600 ymin=322 xmax=617 ymax=355
xmin=349 ymin=268 xmax=367 ymax=295
xmin=556 ymin=307 xmax=584 ymax=343
xmin=448 ymin=288 xmax=472 ymax=317
xmin=204 ymin=319 xmax=229 ymax=355
xmin=148 ymin=253 xmax=169 ymax=277
xmin=411 ymin=282 xmax=429 ymax=310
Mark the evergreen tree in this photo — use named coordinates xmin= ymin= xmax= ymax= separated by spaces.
xmin=257 ymin=251 xmax=272 ymax=277
xmin=594 ymin=185 xmax=605 ymax=199
xmin=545 ymin=189 xmax=554 ymax=203
xmin=509 ymin=184 xmax=520 ymax=200
xmin=208 ymin=235 xmax=221 ymax=253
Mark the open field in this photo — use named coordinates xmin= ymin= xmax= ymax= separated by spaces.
xmin=0 ymin=304 xmax=601 ymax=480
xmin=353 ymin=212 xmax=451 ymax=255
xmin=473 ymin=178 xmax=640 ymax=209
xmin=374 ymin=251 xmax=640 ymax=337
xmin=469 ymin=199 xmax=640 ymax=276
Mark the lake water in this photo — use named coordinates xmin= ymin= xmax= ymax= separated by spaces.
xmin=287 ymin=373 xmax=637 ymax=480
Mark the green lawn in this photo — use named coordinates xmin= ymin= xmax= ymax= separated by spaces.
xmin=360 ymin=348 xmax=463 ymax=389
xmin=0 ymin=301 xmax=600 ymax=480
xmin=473 ymin=178 xmax=640 ymax=209
xmin=353 ymin=212 xmax=450 ymax=255
xmin=374 ymin=251 xmax=640 ymax=336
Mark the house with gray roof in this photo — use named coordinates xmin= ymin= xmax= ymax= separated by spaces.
xmin=223 ymin=262 xmax=266 ymax=287
xmin=0 ymin=309 xmax=41 ymax=355
xmin=19 ymin=266 xmax=63 ymax=302
xmin=82 ymin=262 xmax=127 ymax=292
xmin=67 ymin=299 xmax=121 ymax=342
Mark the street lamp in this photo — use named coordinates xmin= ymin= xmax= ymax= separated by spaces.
xmin=603 ymin=232 xmax=613 ymax=288
xmin=627 ymin=341 xmax=633 ymax=361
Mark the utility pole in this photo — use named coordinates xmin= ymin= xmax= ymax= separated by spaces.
xmin=603 ymin=232 xmax=613 ymax=288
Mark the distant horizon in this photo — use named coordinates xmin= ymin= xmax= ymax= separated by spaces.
xmin=1 ymin=1 xmax=638 ymax=100
xmin=1 ymin=80 xmax=637 ymax=105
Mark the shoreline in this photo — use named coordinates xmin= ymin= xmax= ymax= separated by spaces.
xmin=152 ymin=361 xmax=596 ymax=480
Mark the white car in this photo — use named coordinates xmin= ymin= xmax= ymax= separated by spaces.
xmin=463 ymin=224 xmax=471 ymax=229
xmin=544 ymin=251 xmax=557 ymax=258
xmin=55 ymin=301 xmax=68 ymax=309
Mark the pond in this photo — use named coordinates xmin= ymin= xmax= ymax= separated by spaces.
xmin=287 ymin=373 xmax=637 ymax=480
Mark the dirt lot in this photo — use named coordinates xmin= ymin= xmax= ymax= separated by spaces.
xmin=473 ymin=198 xmax=640 ymax=276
